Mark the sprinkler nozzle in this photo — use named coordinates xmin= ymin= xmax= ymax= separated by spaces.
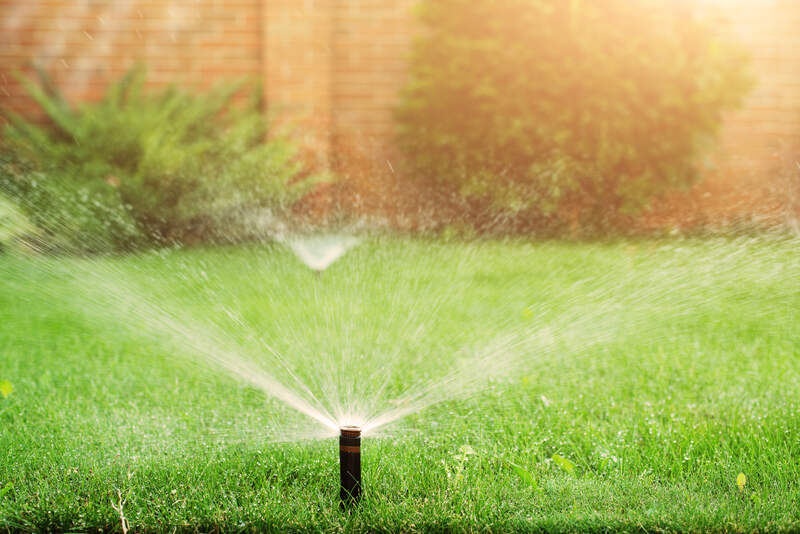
xmin=339 ymin=426 xmax=361 ymax=507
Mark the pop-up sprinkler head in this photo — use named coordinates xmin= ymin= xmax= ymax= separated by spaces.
xmin=339 ymin=426 xmax=361 ymax=507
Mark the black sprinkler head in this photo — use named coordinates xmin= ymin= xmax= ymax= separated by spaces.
xmin=339 ymin=426 xmax=361 ymax=507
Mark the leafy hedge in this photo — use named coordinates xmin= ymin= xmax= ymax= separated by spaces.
xmin=396 ymin=0 xmax=752 ymax=231
xmin=1 ymin=67 xmax=321 ymax=253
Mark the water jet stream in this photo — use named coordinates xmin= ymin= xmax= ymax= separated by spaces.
xmin=2 ymin=197 xmax=796 ymax=447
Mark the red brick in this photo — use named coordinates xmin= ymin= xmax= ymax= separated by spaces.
xmin=0 ymin=0 xmax=798 ymax=225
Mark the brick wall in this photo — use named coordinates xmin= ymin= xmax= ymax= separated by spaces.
xmin=1 ymin=0 xmax=798 ymax=227
xmin=264 ymin=0 xmax=333 ymax=171
xmin=0 ymin=0 xmax=263 ymax=106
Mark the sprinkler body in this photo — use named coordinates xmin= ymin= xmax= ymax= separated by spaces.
xmin=339 ymin=426 xmax=361 ymax=507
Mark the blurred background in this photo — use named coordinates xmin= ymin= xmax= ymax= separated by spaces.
xmin=1 ymin=0 xmax=798 ymax=243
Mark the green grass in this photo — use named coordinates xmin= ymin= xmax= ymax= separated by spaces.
xmin=1 ymin=237 xmax=799 ymax=533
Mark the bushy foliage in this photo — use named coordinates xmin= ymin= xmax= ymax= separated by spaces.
xmin=0 ymin=148 xmax=141 ymax=252
xmin=396 ymin=0 xmax=752 ymax=231
xmin=1 ymin=67 xmax=320 ymax=252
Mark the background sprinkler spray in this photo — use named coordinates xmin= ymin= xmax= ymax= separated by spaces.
xmin=339 ymin=426 xmax=361 ymax=507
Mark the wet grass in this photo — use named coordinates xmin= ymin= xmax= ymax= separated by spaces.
xmin=1 ymin=236 xmax=799 ymax=533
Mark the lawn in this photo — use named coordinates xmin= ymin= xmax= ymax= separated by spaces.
xmin=1 ymin=237 xmax=799 ymax=533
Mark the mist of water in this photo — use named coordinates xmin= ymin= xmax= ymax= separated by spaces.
xmin=282 ymin=234 xmax=360 ymax=272
xmin=2 ymin=191 xmax=799 ymax=444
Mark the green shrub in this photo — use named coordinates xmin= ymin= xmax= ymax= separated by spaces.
xmin=0 ymin=67 xmax=321 ymax=252
xmin=0 ymin=178 xmax=37 ymax=252
xmin=0 ymin=149 xmax=142 ymax=252
xmin=396 ymin=0 xmax=752 ymax=231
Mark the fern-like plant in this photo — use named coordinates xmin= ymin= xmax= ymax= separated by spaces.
xmin=1 ymin=66 xmax=322 ymax=252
